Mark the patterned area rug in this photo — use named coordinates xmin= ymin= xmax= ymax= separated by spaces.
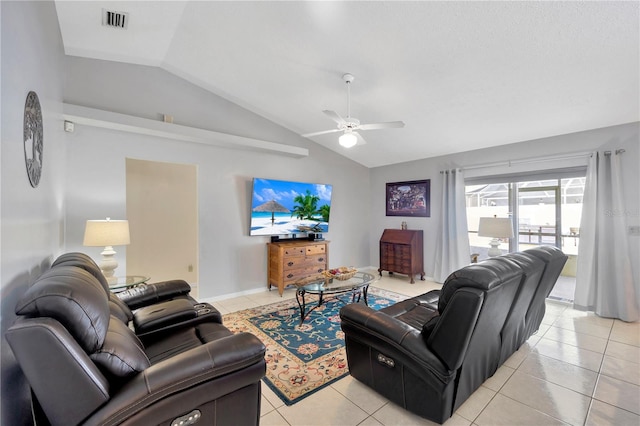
xmin=222 ymin=287 xmax=406 ymax=405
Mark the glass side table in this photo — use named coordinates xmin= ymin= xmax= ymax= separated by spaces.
xmin=108 ymin=275 xmax=150 ymax=292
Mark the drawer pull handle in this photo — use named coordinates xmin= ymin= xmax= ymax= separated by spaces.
xmin=287 ymin=273 xmax=294 ymax=279
xmin=318 ymin=257 xmax=324 ymax=262
xmin=287 ymin=262 xmax=294 ymax=266
xmin=317 ymin=269 xmax=323 ymax=273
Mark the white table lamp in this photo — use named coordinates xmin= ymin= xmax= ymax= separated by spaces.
xmin=83 ymin=218 xmax=130 ymax=283
xmin=478 ymin=216 xmax=514 ymax=257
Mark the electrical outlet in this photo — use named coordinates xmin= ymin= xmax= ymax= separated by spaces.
xmin=629 ymin=226 xmax=640 ymax=236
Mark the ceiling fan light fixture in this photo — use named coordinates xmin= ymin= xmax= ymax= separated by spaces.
xmin=339 ymin=132 xmax=357 ymax=148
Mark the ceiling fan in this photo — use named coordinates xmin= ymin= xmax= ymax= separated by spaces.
xmin=302 ymin=73 xmax=405 ymax=148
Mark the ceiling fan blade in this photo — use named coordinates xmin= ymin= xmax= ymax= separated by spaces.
xmin=354 ymin=132 xmax=368 ymax=145
xmin=301 ymin=128 xmax=342 ymax=138
xmin=323 ymin=110 xmax=347 ymax=125
xmin=358 ymin=121 xmax=405 ymax=131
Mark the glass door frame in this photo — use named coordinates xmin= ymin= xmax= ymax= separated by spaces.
xmin=512 ymin=183 xmax=562 ymax=251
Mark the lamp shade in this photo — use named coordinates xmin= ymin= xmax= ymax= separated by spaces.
xmin=478 ymin=217 xmax=514 ymax=239
xmin=83 ymin=219 xmax=130 ymax=247
xmin=339 ymin=132 xmax=357 ymax=148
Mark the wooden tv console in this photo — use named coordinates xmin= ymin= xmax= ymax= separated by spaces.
xmin=267 ymin=240 xmax=329 ymax=296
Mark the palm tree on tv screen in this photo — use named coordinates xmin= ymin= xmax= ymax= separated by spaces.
xmin=319 ymin=204 xmax=330 ymax=222
xmin=291 ymin=190 xmax=320 ymax=220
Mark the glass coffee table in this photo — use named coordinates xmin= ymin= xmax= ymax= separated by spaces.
xmin=294 ymin=271 xmax=378 ymax=324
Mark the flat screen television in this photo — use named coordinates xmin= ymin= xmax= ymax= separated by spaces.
xmin=250 ymin=178 xmax=332 ymax=236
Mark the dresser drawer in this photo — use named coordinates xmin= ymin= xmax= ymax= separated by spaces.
xmin=282 ymin=256 xmax=308 ymax=270
xmin=283 ymin=265 xmax=326 ymax=283
xmin=305 ymin=244 xmax=326 ymax=255
xmin=283 ymin=247 xmax=307 ymax=257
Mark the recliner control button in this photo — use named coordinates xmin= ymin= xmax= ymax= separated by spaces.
xmin=377 ymin=353 xmax=395 ymax=368
xmin=171 ymin=409 xmax=201 ymax=425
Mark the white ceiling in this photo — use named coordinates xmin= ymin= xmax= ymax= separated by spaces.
xmin=54 ymin=1 xmax=639 ymax=168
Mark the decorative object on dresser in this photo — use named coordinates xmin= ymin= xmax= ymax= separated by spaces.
xmin=379 ymin=229 xmax=425 ymax=283
xmin=386 ymin=179 xmax=430 ymax=217
xmin=267 ymin=240 xmax=329 ymax=296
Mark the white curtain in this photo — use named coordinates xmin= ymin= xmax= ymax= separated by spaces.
xmin=434 ymin=169 xmax=470 ymax=283
xmin=574 ymin=151 xmax=638 ymax=322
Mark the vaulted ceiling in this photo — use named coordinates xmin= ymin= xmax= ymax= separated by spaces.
xmin=54 ymin=1 xmax=639 ymax=167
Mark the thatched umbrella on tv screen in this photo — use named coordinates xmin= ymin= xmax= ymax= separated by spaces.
xmin=253 ymin=200 xmax=290 ymax=226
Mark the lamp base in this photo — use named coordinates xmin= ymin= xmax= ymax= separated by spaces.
xmin=99 ymin=245 xmax=119 ymax=284
xmin=487 ymin=239 xmax=503 ymax=257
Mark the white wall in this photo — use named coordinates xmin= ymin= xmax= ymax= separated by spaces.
xmin=63 ymin=57 xmax=372 ymax=299
xmin=369 ymin=122 xmax=640 ymax=281
xmin=0 ymin=1 xmax=67 ymax=424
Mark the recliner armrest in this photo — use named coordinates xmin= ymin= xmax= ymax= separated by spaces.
xmin=418 ymin=289 xmax=440 ymax=310
xmin=116 ymin=280 xmax=192 ymax=309
xmin=340 ymin=304 xmax=451 ymax=382
xmin=84 ymin=332 xmax=266 ymax=426
xmin=134 ymin=302 xmax=223 ymax=339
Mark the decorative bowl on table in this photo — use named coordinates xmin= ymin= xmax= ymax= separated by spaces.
xmin=322 ymin=267 xmax=357 ymax=281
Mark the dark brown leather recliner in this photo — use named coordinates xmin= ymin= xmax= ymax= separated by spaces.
xmin=6 ymin=265 xmax=266 ymax=426
xmin=339 ymin=246 xmax=567 ymax=424
xmin=51 ymin=252 xmax=223 ymax=339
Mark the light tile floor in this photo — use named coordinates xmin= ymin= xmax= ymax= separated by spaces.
xmin=215 ymin=269 xmax=640 ymax=426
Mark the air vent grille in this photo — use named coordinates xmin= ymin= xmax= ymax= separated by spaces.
xmin=102 ymin=9 xmax=128 ymax=29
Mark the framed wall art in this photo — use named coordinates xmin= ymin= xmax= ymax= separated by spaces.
xmin=386 ymin=179 xmax=430 ymax=217
xmin=23 ymin=91 xmax=43 ymax=188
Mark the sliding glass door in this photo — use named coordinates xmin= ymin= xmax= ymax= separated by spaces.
xmin=466 ymin=175 xmax=585 ymax=302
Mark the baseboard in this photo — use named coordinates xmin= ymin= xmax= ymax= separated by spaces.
xmin=198 ymin=286 xmax=267 ymax=304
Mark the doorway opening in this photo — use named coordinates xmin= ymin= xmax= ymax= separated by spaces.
xmin=126 ymin=158 xmax=199 ymax=297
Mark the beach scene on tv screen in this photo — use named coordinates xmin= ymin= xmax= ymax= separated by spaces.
xmin=250 ymin=178 xmax=332 ymax=236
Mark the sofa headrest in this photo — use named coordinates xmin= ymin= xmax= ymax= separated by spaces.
xmin=52 ymin=253 xmax=134 ymax=323
xmin=90 ymin=316 xmax=150 ymax=380
xmin=500 ymin=251 xmax=546 ymax=274
xmin=439 ymin=257 xmax=522 ymax=313
xmin=52 ymin=252 xmax=110 ymax=294
xmin=522 ymin=245 xmax=567 ymax=263
xmin=15 ymin=266 xmax=110 ymax=354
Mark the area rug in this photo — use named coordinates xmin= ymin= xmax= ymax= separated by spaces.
xmin=222 ymin=287 xmax=407 ymax=405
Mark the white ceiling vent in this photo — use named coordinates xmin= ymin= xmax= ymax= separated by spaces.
xmin=102 ymin=9 xmax=128 ymax=29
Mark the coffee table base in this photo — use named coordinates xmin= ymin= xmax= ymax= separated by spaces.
xmin=295 ymin=286 xmax=369 ymax=325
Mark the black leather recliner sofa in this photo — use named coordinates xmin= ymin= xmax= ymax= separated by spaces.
xmin=51 ymin=252 xmax=223 ymax=339
xmin=6 ymin=264 xmax=266 ymax=425
xmin=339 ymin=246 xmax=567 ymax=424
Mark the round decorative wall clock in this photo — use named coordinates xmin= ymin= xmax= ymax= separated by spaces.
xmin=23 ymin=91 xmax=44 ymax=188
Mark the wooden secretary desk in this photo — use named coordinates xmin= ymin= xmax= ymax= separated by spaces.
xmin=378 ymin=229 xmax=425 ymax=283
